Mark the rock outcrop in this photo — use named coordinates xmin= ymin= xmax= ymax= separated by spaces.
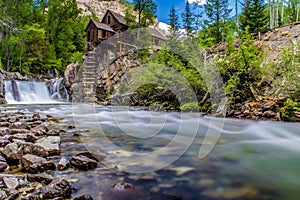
xmin=76 ymin=0 xmax=127 ymax=19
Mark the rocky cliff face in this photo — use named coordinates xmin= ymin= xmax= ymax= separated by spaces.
xmin=76 ymin=0 xmax=127 ymax=19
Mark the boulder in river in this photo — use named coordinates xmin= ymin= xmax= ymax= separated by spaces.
xmin=70 ymin=155 xmax=98 ymax=171
xmin=74 ymin=194 xmax=94 ymax=200
xmin=21 ymin=154 xmax=56 ymax=173
xmin=57 ymin=157 xmax=69 ymax=171
xmin=27 ymin=173 xmax=53 ymax=185
xmin=35 ymin=136 xmax=60 ymax=155
xmin=103 ymin=182 xmax=144 ymax=200
xmin=41 ymin=179 xmax=72 ymax=199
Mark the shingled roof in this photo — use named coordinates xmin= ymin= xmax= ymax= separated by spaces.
xmin=93 ymin=19 xmax=115 ymax=32
xmin=103 ymin=10 xmax=127 ymax=26
xmin=86 ymin=19 xmax=116 ymax=33
xmin=149 ymin=28 xmax=166 ymax=40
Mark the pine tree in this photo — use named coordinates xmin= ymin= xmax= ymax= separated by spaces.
xmin=168 ymin=6 xmax=180 ymax=39
xmin=240 ymin=0 xmax=268 ymax=33
xmin=182 ymin=1 xmax=195 ymax=37
xmin=204 ymin=0 xmax=231 ymax=43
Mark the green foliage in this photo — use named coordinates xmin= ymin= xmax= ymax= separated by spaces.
xmin=239 ymin=0 xmax=268 ymax=33
xmin=204 ymin=0 xmax=232 ymax=43
xmin=181 ymin=1 xmax=195 ymax=36
xmin=267 ymin=41 xmax=300 ymax=99
xmin=180 ymin=102 xmax=200 ymax=112
xmin=128 ymin=0 xmax=157 ymax=29
xmin=280 ymin=99 xmax=300 ymax=122
xmin=118 ymin=81 xmax=129 ymax=95
xmin=168 ymin=6 xmax=180 ymax=40
xmin=0 ymin=0 xmax=88 ymax=76
xmin=216 ymin=29 xmax=264 ymax=105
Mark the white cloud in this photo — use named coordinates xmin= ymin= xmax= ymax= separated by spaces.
xmin=187 ymin=0 xmax=206 ymax=5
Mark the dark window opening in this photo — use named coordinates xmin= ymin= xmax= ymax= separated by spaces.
xmin=102 ymin=30 xmax=106 ymax=38
xmin=108 ymin=16 xmax=111 ymax=24
xmin=87 ymin=31 xmax=91 ymax=42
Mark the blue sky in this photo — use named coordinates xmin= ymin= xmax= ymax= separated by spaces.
xmin=152 ymin=0 xmax=207 ymax=23
xmin=127 ymin=0 xmax=238 ymax=25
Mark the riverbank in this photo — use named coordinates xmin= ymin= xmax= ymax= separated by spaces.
xmin=0 ymin=104 xmax=300 ymax=199
xmin=0 ymin=108 xmax=97 ymax=199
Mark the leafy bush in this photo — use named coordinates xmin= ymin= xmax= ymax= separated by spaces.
xmin=266 ymin=41 xmax=300 ymax=99
xmin=280 ymin=99 xmax=300 ymax=121
xmin=180 ymin=102 xmax=200 ymax=112
xmin=216 ymin=30 xmax=264 ymax=106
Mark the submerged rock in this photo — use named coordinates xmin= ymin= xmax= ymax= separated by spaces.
xmin=201 ymin=186 xmax=259 ymax=199
xmin=103 ymin=182 xmax=144 ymax=200
xmin=74 ymin=194 xmax=94 ymax=200
xmin=70 ymin=155 xmax=98 ymax=171
xmin=41 ymin=179 xmax=72 ymax=199
xmin=21 ymin=154 xmax=55 ymax=173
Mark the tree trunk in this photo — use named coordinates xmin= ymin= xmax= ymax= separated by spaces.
xmin=281 ymin=0 xmax=284 ymax=25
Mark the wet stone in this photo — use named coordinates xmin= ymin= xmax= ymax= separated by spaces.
xmin=0 ymin=127 xmax=11 ymax=136
xmin=0 ymin=139 xmax=10 ymax=147
xmin=76 ymin=151 xmax=98 ymax=161
xmin=103 ymin=182 xmax=143 ymax=200
xmin=9 ymin=122 xmax=30 ymax=130
xmin=41 ymin=179 xmax=72 ymax=199
xmin=74 ymin=194 xmax=94 ymax=200
xmin=27 ymin=173 xmax=53 ymax=185
xmin=2 ymin=188 xmax=19 ymax=199
xmin=30 ymin=124 xmax=49 ymax=136
xmin=1 ymin=141 xmax=48 ymax=164
xmin=21 ymin=154 xmax=56 ymax=173
xmin=57 ymin=157 xmax=69 ymax=171
xmin=8 ymin=133 xmax=38 ymax=143
xmin=0 ymin=161 xmax=8 ymax=172
xmin=3 ymin=177 xmax=19 ymax=189
xmin=35 ymin=136 xmax=60 ymax=156
xmin=0 ymin=191 xmax=7 ymax=199
xmin=11 ymin=129 xmax=30 ymax=134
xmin=70 ymin=155 xmax=98 ymax=171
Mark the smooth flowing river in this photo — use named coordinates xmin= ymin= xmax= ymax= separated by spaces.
xmin=2 ymin=103 xmax=300 ymax=200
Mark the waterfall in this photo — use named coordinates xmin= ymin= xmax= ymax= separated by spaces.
xmin=49 ymin=78 xmax=70 ymax=102
xmin=5 ymin=80 xmax=57 ymax=104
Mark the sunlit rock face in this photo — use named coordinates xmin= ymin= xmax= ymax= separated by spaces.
xmin=76 ymin=0 xmax=127 ymax=19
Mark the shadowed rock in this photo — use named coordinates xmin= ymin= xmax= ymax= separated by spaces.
xmin=21 ymin=154 xmax=55 ymax=173
xmin=1 ymin=141 xmax=48 ymax=165
xmin=70 ymin=155 xmax=98 ymax=171
xmin=41 ymin=179 xmax=72 ymax=199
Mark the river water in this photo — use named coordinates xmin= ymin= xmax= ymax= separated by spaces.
xmin=2 ymin=103 xmax=300 ymax=200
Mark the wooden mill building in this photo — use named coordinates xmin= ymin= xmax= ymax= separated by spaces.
xmin=86 ymin=10 xmax=165 ymax=49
